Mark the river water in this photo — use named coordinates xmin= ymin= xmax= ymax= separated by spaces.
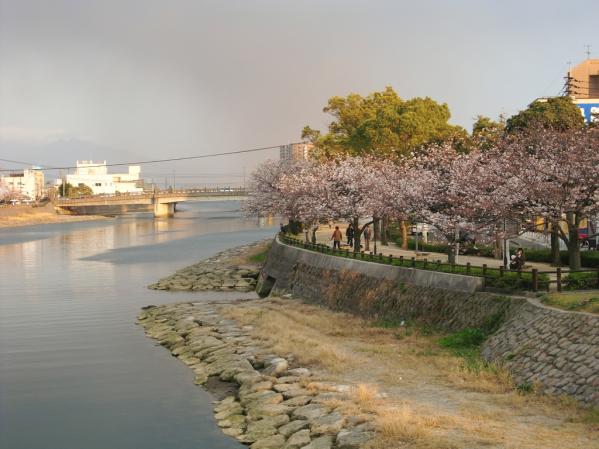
xmin=0 ymin=201 xmax=276 ymax=449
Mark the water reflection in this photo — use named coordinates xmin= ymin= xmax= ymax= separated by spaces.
xmin=0 ymin=201 xmax=275 ymax=449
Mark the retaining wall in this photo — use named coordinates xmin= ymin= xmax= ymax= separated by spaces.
xmin=259 ymin=237 xmax=599 ymax=407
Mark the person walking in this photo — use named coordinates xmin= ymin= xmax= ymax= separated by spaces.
xmin=331 ymin=226 xmax=343 ymax=250
xmin=346 ymin=223 xmax=354 ymax=247
xmin=363 ymin=225 xmax=372 ymax=251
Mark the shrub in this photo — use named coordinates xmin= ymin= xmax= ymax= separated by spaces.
xmin=439 ymin=328 xmax=486 ymax=350
xmin=523 ymin=248 xmax=599 ymax=268
xmin=563 ymin=271 xmax=599 ymax=290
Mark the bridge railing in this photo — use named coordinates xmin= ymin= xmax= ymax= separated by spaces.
xmin=54 ymin=188 xmax=248 ymax=203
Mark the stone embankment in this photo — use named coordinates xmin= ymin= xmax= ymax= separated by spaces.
xmin=260 ymin=236 xmax=599 ymax=407
xmin=138 ymin=302 xmax=374 ymax=449
xmin=148 ymin=242 xmax=264 ymax=292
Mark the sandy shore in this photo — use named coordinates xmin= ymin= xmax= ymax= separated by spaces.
xmin=0 ymin=204 xmax=112 ymax=229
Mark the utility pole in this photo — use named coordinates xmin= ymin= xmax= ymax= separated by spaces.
xmin=585 ymin=44 xmax=592 ymax=60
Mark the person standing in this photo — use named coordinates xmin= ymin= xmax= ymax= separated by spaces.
xmin=363 ymin=225 xmax=372 ymax=251
xmin=331 ymin=226 xmax=343 ymax=250
xmin=346 ymin=223 xmax=354 ymax=247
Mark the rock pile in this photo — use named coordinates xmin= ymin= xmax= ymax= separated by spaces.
xmin=138 ymin=302 xmax=375 ymax=449
xmin=148 ymin=242 xmax=265 ymax=292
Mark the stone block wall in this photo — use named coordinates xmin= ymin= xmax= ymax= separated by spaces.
xmin=261 ymin=237 xmax=599 ymax=407
xmin=482 ymin=301 xmax=599 ymax=405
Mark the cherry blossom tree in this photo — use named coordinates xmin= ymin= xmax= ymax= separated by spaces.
xmin=489 ymin=126 xmax=599 ymax=269
xmin=316 ymin=157 xmax=382 ymax=252
xmin=242 ymin=159 xmax=319 ymax=234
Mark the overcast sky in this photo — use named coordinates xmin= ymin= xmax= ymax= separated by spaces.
xmin=0 ymin=0 xmax=597 ymax=185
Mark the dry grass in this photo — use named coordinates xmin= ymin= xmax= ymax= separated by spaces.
xmin=221 ymin=297 xmax=599 ymax=449
xmin=541 ymin=291 xmax=599 ymax=314
xmin=222 ymin=300 xmax=362 ymax=372
xmin=226 ymin=241 xmax=271 ymax=266
xmin=0 ymin=207 xmax=108 ymax=228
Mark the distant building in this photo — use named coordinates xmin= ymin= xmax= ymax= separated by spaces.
xmin=568 ymin=59 xmax=599 ymax=99
xmin=0 ymin=168 xmax=45 ymax=201
xmin=279 ymin=142 xmax=314 ymax=161
xmin=568 ymin=59 xmax=599 ymax=123
xmin=64 ymin=160 xmax=143 ymax=195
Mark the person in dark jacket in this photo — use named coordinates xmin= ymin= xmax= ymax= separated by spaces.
xmin=346 ymin=223 xmax=354 ymax=247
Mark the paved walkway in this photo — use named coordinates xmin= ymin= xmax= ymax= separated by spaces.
xmin=313 ymin=223 xmax=557 ymax=273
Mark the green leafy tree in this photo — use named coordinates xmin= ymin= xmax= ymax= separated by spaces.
xmin=59 ymin=182 xmax=94 ymax=198
xmin=470 ymin=115 xmax=506 ymax=151
xmin=505 ymin=97 xmax=585 ymax=133
xmin=303 ymin=86 xmax=466 ymax=160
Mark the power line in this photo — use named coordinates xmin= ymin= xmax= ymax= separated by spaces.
xmin=0 ymin=157 xmax=44 ymax=167
xmin=0 ymin=143 xmax=292 ymax=173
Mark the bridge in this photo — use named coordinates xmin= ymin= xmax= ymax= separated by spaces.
xmin=54 ymin=188 xmax=248 ymax=217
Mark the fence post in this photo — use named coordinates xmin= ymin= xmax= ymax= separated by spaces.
xmin=499 ymin=266 xmax=504 ymax=277
xmin=482 ymin=264 xmax=487 ymax=276
xmin=360 ymin=251 xmax=364 ymax=260
xmin=379 ymin=253 xmax=383 ymax=262
xmin=423 ymin=258 xmax=428 ymax=269
xmin=388 ymin=254 xmax=393 ymax=264
xmin=411 ymin=257 xmax=416 ymax=268
xmin=466 ymin=262 xmax=471 ymax=275
xmin=399 ymin=256 xmax=404 ymax=266
xmin=532 ymin=268 xmax=538 ymax=292
xmin=557 ymin=267 xmax=562 ymax=292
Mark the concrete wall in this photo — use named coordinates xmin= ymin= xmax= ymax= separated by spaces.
xmin=261 ymin=237 xmax=599 ymax=407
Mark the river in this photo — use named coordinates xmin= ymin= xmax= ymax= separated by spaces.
xmin=0 ymin=201 xmax=277 ymax=449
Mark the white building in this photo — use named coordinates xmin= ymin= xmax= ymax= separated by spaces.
xmin=65 ymin=161 xmax=143 ymax=195
xmin=0 ymin=168 xmax=45 ymax=201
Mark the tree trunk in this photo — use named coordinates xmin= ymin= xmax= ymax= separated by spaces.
xmin=550 ymin=221 xmax=561 ymax=266
xmin=400 ymin=221 xmax=409 ymax=249
xmin=373 ymin=216 xmax=380 ymax=242
xmin=447 ymin=241 xmax=457 ymax=264
xmin=311 ymin=226 xmax=318 ymax=244
xmin=353 ymin=217 xmax=361 ymax=252
xmin=494 ymin=228 xmax=502 ymax=259
xmin=566 ymin=213 xmax=581 ymax=270
xmin=381 ymin=216 xmax=389 ymax=246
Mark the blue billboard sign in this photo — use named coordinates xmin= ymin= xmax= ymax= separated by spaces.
xmin=575 ymin=102 xmax=599 ymax=124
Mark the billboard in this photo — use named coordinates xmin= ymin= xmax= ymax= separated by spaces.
xmin=574 ymin=100 xmax=599 ymax=124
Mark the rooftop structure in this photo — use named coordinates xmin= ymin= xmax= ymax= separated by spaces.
xmin=564 ymin=59 xmax=599 ymax=124
xmin=567 ymin=59 xmax=599 ymax=99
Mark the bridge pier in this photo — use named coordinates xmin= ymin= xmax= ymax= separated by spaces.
xmin=153 ymin=202 xmax=175 ymax=218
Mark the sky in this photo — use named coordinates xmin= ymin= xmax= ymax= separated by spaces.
xmin=0 ymin=0 xmax=597 ymax=186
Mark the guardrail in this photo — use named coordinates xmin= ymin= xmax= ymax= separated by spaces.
xmin=280 ymin=235 xmax=599 ymax=292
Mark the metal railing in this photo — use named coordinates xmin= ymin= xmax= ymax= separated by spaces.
xmin=280 ymin=235 xmax=599 ymax=293
xmin=55 ymin=187 xmax=247 ymax=203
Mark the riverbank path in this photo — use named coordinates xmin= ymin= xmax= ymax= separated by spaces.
xmin=312 ymin=223 xmax=557 ymax=272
